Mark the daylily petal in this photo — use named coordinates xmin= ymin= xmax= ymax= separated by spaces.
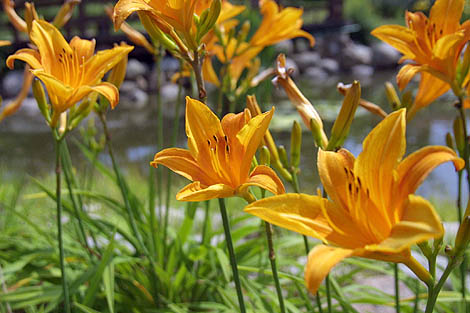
xmin=396 ymin=64 xmax=421 ymax=91
xmin=354 ymin=109 xmax=406 ymax=215
xmin=6 ymin=48 xmax=42 ymax=70
xmin=371 ymin=25 xmax=417 ymax=59
xmin=305 ymin=245 xmax=354 ymax=294
xmin=0 ymin=68 xmax=34 ymax=121
xmin=396 ymin=145 xmax=464 ymax=200
xmin=244 ymin=193 xmax=333 ymax=242
xmin=89 ymin=82 xmax=120 ymax=109
xmin=113 ymin=0 xmax=156 ymax=30
xmin=202 ymin=56 xmax=220 ymax=86
xmin=151 ymin=147 xmax=213 ymax=185
xmin=429 ymin=0 xmax=464 ymax=36
xmin=83 ymin=44 xmax=134 ymax=85
xmin=409 ymin=72 xmax=450 ymax=118
xmin=366 ymin=195 xmax=444 ymax=253
xmin=32 ymin=69 xmax=73 ymax=111
xmin=240 ymin=165 xmax=285 ymax=195
xmin=236 ymin=107 xmax=274 ymax=181
xmin=0 ymin=40 xmax=11 ymax=47
xmin=30 ymin=20 xmax=72 ymax=75
xmin=176 ymin=182 xmax=235 ymax=201
xmin=70 ymin=36 xmax=96 ymax=61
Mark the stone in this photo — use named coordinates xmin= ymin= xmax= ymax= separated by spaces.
xmin=351 ymin=64 xmax=374 ymax=78
xmin=274 ymin=40 xmax=294 ymax=55
xmin=320 ymin=58 xmax=340 ymax=74
xmin=126 ymin=59 xmax=148 ymax=80
xmin=372 ymin=42 xmax=401 ymax=68
xmin=160 ymin=83 xmax=179 ymax=103
xmin=2 ymin=70 xmax=25 ymax=98
xmin=119 ymin=81 xmax=149 ymax=109
xmin=304 ymin=66 xmax=328 ymax=81
xmin=292 ymin=51 xmax=321 ymax=71
xmin=342 ymin=43 xmax=373 ymax=69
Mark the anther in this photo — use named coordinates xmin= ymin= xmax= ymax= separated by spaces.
xmin=207 ymin=140 xmax=211 ymax=146
xmin=213 ymin=135 xmax=218 ymax=142
xmin=224 ymin=135 xmax=228 ymax=142
xmin=348 ymin=183 xmax=352 ymax=193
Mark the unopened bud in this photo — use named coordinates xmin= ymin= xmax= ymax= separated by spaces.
xmin=259 ymin=145 xmax=270 ymax=166
xmin=32 ymin=79 xmax=50 ymax=122
xmin=53 ymin=0 xmax=80 ymax=28
xmin=290 ymin=121 xmax=302 ymax=168
xmin=455 ymin=215 xmax=470 ymax=256
xmin=69 ymin=100 xmax=92 ymax=130
xmin=326 ymin=81 xmax=361 ymax=151
xmin=107 ymin=43 xmax=130 ymax=88
xmin=433 ymin=234 xmax=443 ymax=252
xmin=278 ymin=145 xmax=289 ymax=168
xmin=237 ymin=20 xmax=250 ymax=44
xmin=24 ymin=2 xmax=39 ymax=34
xmin=196 ymin=0 xmax=221 ymax=42
xmin=453 ymin=116 xmax=466 ymax=157
xmin=384 ymin=82 xmax=401 ymax=110
xmin=446 ymin=133 xmax=455 ymax=151
xmin=138 ymin=12 xmax=178 ymax=53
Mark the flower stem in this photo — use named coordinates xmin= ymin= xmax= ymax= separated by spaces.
xmin=218 ymin=198 xmax=246 ymax=313
xmin=54 ymin=136 xmax=70 ymax=313
xmin=394 ymin=263 xmax=401 ymax=313
xmin=190 ymin=50 xmax=207 ymax=103
xmin=264 ymin=222 xmax=286 ymax=313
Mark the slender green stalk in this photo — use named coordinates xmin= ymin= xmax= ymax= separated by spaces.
xmin=457 ymin=171 xmax=468 ymax=313
xmin=190 ymin=50 xmax=207 ymax=103
xmin=60 ymin=140 xmax=97 ymax=257
xmin=325 ymin=275 xmax=332 ymax=313
xmin=264 ymin=222 xmax=286 ymax=313
xmin=54 ymin=137 xmax=70 ymax=313
xmin=394 ymin=263 xmax=401 ymax=313
xmin=154 ymin=51 xmax=164 ymax=235
xmin=218 ymin=198 xmax=246 ymax=313
xmin=425 ymin=256 xmax=463 ymax=313
xmin=201 ymin=201 xmax=211 ymax=245
xmin=163 ymin=76 xmax=183 ymax=247
xmin=413 ymin=280 xmax=420 ymax=313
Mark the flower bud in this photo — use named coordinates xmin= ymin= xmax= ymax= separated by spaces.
xmin=454 ymin=215 xmax=470 ymax=256
xmin=278 ymin=145 xmax=289 ymax=169
xmin=290 ymin=121 xmax=302 ymax=168
xmin=24 ymin=2 xmax=39 ymax=34
xmin=384 ymin=82 xmax=401 ymax=110
xmin=446 ymin=132 xmax=455 ymax=151
xmin=259 ymin=145 xmax=270 ymax=166
xmin=3 ymin=0 xmax=27 ymax=33
xmin=327 ymin=81 xmax=361 ymax=151
xmin=453 ymin=116 xmax=466 ymax=157
xmin=107 ymin=43 xmax=130 ymax=88
xmin=32 ymin=78 xmax=50 ymax=122
xmin=196 ymin=0 xmax=221 ymax=42
xmin=53 ymin=0 xmax=80 ymax=28
xmin=137 ymin=12 xmax=178 ymax=53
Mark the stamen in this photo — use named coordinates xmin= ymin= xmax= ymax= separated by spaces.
xmin=213 ymin=135 xmax=218 ymax=142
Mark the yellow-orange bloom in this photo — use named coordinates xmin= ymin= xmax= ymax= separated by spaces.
xmin=246 ymin=109 xmax=464 ymax=294
xmin=151 ymin=97 xmax=285 ymax=201
xmin=6 ymin=20 xmax=133 ymax=124
xmin=371 ymin=0 xmax=470 ymax=117
xmin=0 ymin=40 xmax=11 ymax=47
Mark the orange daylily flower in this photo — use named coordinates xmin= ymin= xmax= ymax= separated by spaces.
xmin=371 ymin=0 xmax=470 ymax=118
xmin=151 ymin=96 xmax=285 ymax=201
xmin=0 ymin=40 xmax=11 ymax=47
xmin=6 ymin=20 xmax=133 ymax=125
xmin=245 ymin=109 xmax=464 ymax=294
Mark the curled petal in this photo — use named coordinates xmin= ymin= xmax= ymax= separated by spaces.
xmin=396 ymin=64 xmax=421 ymax=91
xmin=6 ymin=48 xmax=42 ymax=70
xmin=371 ymin=25 xmax=417 ymax=59
xmin=176 ymin=182 xmax=235 ymax=201
xmin=305 ymin=245 xmax=354 ymax=294
xmin=365 ymin=195 xmax=444 ymax=253
xmin=239 ymin=165 xmax=285 ymax=195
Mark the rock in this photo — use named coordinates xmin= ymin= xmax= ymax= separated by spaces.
xmin=341 ymin=43 xmax=373 ymax=69
xmin=351 ymin=64 xmax=374 ymax=78
xmin=160 ymin=83 xmax=179 ymax=103
xmin=318 ymin=33 xmax=351 ymax=58
xmin=292 ymin=51 xmax=321 ymax=71
xmin=372 ymin=42 xmax=401 ymax=68
xmin=304 ymin=66 xmax=328 ymax=81
xmin=294 ymin=39 xmax=311 ymax=53
xmin=320 ymin=58 xmax=340 ymax=74
xmin=2 ymin=70 xmax=25 ymax=98
xmin=126 ymin=59 xmax=148 ymax=80
xmin=119 ymin=81 xmax=149 ymax=109
xmin=274 ymin=40 xmax=294 ymax=54
xmin=160 ymin=57 xmax=180 ymax=74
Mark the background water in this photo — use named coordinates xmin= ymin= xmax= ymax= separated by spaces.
xmin=0 ymin=69 xmax=465 ymax=211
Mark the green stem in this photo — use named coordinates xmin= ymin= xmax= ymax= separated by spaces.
xmin=425 ymin=256 xmax=462 ymax=313
xmin=190 ymin=50 xmax=207 ymax=103
xmin=61 ymin=140 xmax=98 ymax=257
xmin=201 ymin=201 xmax=211 ymax=245
xmin=326 ymin=275 xmax=332 ymax=313
xmin=163 ymin=77 xmax=183 ymax=247
xmin=154 ymin=52 xmax=164 ymax=233
xmin=264 ymin=222 xmax=286 ymax=313
xmin=413 ymin=280 xmax=420 ymax=313
xmin=218 ymin=198 xmax=246 ymax=313
xmin=394 ymin=263 xmax=401 ymax=313
xmin=99 ymin=113 xmax=160 ymax=305
xmin=54 ymin=137 xmax=70 ymax=313
xmin=457 ymin=171 xmax=468 ymax=313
